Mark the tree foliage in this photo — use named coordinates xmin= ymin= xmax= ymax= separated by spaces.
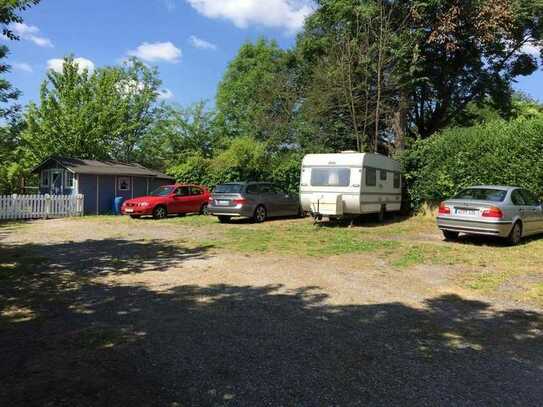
xmin=215 ymin=39 xmax=298 ymax=147
xmin=0 ymin=0 xmax=41 ymax=120
xmin=23 ymin=57 xmax=161 ymax=163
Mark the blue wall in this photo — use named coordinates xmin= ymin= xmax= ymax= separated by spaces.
xmin=37 ymin=162 xmax=173 ymax=215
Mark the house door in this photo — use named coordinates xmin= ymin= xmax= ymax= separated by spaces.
xmin=50 ymin=170 xmax=63 ymax=194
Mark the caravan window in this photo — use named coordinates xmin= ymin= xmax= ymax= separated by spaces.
xmin=366 ymin=168 xmax=377 ymax=186
xmin=310 ymin=168 xmax=351 ymax=187
xmin=394 ymin=173 xmax=401 ymax=189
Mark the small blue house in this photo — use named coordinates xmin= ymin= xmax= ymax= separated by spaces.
xmin=32 ymin=157 xmax=174 ymax=215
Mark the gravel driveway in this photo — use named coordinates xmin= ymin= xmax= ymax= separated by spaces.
xmin=1 ymin=217 xmax=542 ymax=406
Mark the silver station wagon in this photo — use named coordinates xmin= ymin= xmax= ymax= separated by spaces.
xmin=437 ymin=186 xmax=543 ymax=245
xmin=208 ymin=182 xmax=301 ymax=223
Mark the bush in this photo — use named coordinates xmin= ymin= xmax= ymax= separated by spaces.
xmin=402 ymin=118 xmax=543 ymax=209
xmin=167 ymin=152 xmax=213 ymax=186
xmin=270 ymin=151 xmax=303 ymax=194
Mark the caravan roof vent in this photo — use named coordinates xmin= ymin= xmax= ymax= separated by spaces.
xmin=340 ymin=150 xmax=358 ymax=154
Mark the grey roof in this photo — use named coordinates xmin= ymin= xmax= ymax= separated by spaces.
xmin=32 ymin=157 xmax=174 ymax=179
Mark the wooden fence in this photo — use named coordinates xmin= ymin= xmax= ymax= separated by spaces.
xmin=0 ymin=194 xmax=84 ymax=220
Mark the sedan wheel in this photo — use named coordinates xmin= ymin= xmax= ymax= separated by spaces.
xmin=508 ymin=222 xmax=522 ymax=245
xmin=200 ymin=204 xmax=209 ymax=216
xmin=254 ymin=205 xmax=267 ymax=223
xmin=153 ymin=206 xmax=167 ymax=220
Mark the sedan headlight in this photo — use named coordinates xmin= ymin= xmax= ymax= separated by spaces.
xmin=138 ymin=202 xmax=150 ymax=207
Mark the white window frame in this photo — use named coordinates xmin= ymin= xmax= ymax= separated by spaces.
xmin=118 ymin=177 xmax=131 ymax=191
xmin=65 ymin=171 xmax=75 ymax=188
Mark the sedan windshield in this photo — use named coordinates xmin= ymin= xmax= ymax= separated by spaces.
xmin=214 ymin=184 xmax=244 ymax=194
xmin=150 ymin=186 xmax=174 ymax=196
xmin=453 ymin=188 xmax=507 ymax=202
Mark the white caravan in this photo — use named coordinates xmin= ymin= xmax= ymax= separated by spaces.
xmin=300 ymin=152 xmax=402 ymax=220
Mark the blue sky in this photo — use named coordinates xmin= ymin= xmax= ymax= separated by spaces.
xmin=4 ymin=0 xmax=543 ymax=109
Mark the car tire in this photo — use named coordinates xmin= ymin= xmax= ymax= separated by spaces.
xmin=200 ymin=204 xmax=209 ymax=216
xmin=507 ymin=222 xmax=523 ymax=246
xmin=130 ymin=215 xmax=141 ymax=219
xmin=442 ymin=230 xmax=459 ymax=241
xmin=254 ymin=205 xmax=267 ymax=223
xmin=152 ymin=205 xmax=167 ymax=220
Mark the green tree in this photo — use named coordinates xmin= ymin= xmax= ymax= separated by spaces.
xmin=0 ymin=0 xmax=41 ymax=119
xmin=298 ymin=0 xmax=416 ymax=152
xmin=23 ymin=57 xmax=161 ymax=164
xmin=143 ymin=101 xmax=218 ymax=171
xmin=297 ymin=0 xmax=543 ymax=145
xmin=216 ymin=38 xmax=298 ymax=147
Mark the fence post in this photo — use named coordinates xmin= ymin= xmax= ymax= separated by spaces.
xmin=11 ymin=194 xmax=18 ymax=219
xmin=44 ymin=194 xmax=51 ymax=219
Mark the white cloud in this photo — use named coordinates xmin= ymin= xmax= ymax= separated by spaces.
xmin=521 ymin=41 xmax=541 ymax=57
xmin=127 ymin=42 xmax=181 ymax=63
xmin=12 ymin=62 xmax=33 ymax=73
xmin=189 ymin=35 xmax=217 ymax=50
xmin=9 ymin=22 xmax=53 ymax=48
xmin=186 ymin=0 xmax=314 ymax=33
xmin=47 ymin=57 xmax=95 ymax=74
xmin=158 ymin=88 xmax=174 ymax=100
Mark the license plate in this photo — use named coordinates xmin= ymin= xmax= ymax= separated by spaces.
xmin=217 ymin=200 xmax=230 ymax=206
xmin=125 ymin=208 xmax=134 ymax=213
xmin=456 ymin=208 xmax=477 ymax=216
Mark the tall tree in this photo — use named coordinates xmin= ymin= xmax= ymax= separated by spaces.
xmin=0 ymin=0 xmax=41 ymax=119
xmin=23 ymin=57 xmax=161 ymax=163
xmin=298 ymin=0 xmax=415 ymax=152
xmin=140 ymin=101 xmax=218 ymax=170
xmin=408 ymin=0 xmax=543 ymax=137
xmin=297 ymin=0 xmax=543 ymax=146
xmin=215 ymin=38 xmax=298 ymax=147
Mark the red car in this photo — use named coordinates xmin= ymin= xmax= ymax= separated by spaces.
xmin=121 ymin=184 xmax=210 ymax=219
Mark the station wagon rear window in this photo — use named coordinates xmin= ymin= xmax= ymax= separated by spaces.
xmin=214 ymin=184 xmax=244 ymax=194
xmin=453 ymin=188 xmax=507 ymax=202
xmin=310 ymin=168 xmax=351 ymax=187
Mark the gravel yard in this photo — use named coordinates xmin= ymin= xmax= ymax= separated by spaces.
xmin=1 ymin=215 xmax=543 ymax=406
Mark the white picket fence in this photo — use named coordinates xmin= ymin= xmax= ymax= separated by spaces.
xmin=0 ymin=194 xmax=84 ymax=220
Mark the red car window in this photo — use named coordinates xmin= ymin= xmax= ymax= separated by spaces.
xmin=191 ymin=187 xmax=202 ymax=196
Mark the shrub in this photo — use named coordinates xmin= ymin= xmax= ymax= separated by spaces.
xmin=270 ymin=151 xmax=303 ymax=193
xmin=167 ymin=153 xmax=213 ymax=186
xmin=402 ymin=118 xmax=543 ymax=209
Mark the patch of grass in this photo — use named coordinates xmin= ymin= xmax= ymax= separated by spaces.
xmin=464 ymin=271 xmax=510 ymax=292
xmin=526 ymin=284 xmax=543 ymax=306
xmin=392 ymin=246 xmax=425 ymax=268
xmin=210 ymin=222 xmax=399 ymax=257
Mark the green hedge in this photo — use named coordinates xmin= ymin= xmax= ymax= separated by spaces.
xmin=401 ymin=118 xmax=543 ymax=209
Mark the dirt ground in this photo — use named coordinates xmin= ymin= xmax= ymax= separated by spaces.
xmin=1 ymin=215 xmax=542 ymax=406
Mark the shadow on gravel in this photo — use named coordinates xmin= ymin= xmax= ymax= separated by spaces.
xmin=315 ymin=213 xmax=411 ymax=229
xmin=1 ymin=240 xmax=543 ymax=406
xmin=446 ymin=232 xmax=543 ymax=248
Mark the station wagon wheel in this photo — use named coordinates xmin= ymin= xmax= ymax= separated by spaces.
xmin=254 ymin=205 xmax=267 ymax=223
xmin=153 ymin=206 xmax=167 ymax=220
xmin=508 ymin=222 xmax=523 ymax=246
xmin=200 ymin=203 xmax=209 ymax=216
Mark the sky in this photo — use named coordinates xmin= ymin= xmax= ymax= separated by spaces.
xmin=3 ymin=0 xmax=543 ymax=109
